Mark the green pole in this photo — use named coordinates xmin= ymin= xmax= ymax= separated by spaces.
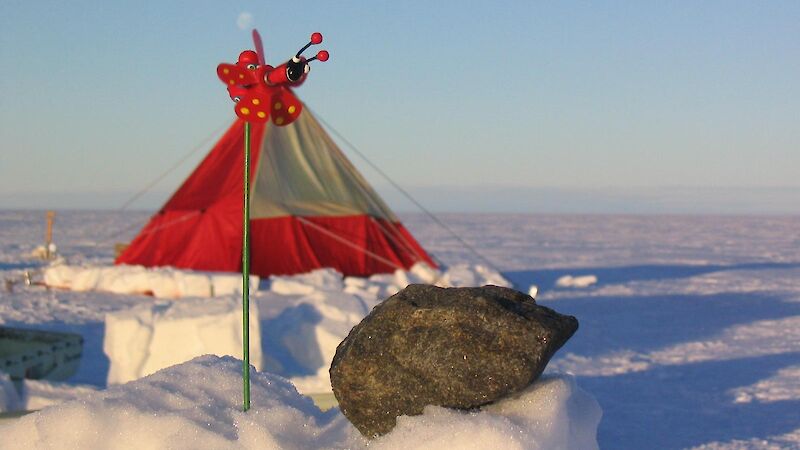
xmin=242 ymin=121 xmax=251 ymax=412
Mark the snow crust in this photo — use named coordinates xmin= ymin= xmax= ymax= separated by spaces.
xmin=0 ymin=356 xmax=601 ymax=449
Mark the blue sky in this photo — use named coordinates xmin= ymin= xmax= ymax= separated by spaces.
xmin=1 ymin=1 xmax=798 ymax=213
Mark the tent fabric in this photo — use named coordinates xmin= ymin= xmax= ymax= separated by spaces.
xmin=162 ymin=120 xmax=266 ymax=211
xmin=249 ymin=216 xmax=428 ymax=277
xmin=250 ymin=109 xmax=397 ymax=219
xmin=116 ymin=107 xmax=436 ymax=277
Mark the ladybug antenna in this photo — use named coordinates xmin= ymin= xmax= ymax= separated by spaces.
xmin=305 ymin=50 xmax=329 ymax=63
xmin=296 ymin=32 xmax=323 ymax=58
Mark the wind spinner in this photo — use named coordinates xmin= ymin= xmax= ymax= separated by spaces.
xmin=217 ymin=30 xmax=328 ymax=411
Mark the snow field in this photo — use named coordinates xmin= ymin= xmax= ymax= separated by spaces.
xmin=4 ymin=211 xmax=800 ymax=448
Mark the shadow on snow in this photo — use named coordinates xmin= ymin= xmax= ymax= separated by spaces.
xmin=581 ymin=352 xmax=800 ymax=449
xmin=259 ymin=303 xmax=325 ymax=378
xmin=515 ymin=262 xmax=800 ymax=448
xmin=547 ymin=292 xmax=800 ymax=357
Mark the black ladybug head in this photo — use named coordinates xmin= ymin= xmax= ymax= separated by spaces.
xmin=286 ymin=57 xmax=307 ymax=82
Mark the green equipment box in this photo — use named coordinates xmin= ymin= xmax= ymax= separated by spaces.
xmin=0 ymin=326 xmax=83 ymax=382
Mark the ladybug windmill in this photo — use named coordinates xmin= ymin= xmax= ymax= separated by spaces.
xmin=217 ymin=30 xmax=329 ymax=412
xmin=217 ymin=31 xmax=329 ymax=125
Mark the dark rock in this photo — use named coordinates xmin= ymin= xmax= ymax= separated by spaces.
xmin=329 ymin=284 xmax=578 ymax=437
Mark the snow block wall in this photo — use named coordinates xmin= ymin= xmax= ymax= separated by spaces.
xmin=44 ymin=264 xmax=259 ymax=299
xmin=104 ymin=298 xmax=262 ymax=384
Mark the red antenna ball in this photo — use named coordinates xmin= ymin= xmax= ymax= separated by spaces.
xmin=311 ymin=32 xmax=323 ymax=44
xmin=316 ymin=50 xmax=329 ymax=62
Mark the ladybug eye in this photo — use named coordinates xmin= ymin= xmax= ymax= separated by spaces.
xmin=233 ymin=96 xmax=241 ymax=102
xmin=246 ymin=64 xmax=257 ymax=70
xmin=304 ymin=64 xmax=310 ymax=74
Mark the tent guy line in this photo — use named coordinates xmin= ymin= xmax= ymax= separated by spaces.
xmin=308 ymin=105 xmax=503 ymax=275
xmin=118 ymin=121 xmax=234 ymax=212
xmin=295 ymin=216 xmax=405 ymax=271
xmin=97 ymin=121 xmax=234 ymax=246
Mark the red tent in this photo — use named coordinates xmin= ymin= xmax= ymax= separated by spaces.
xmin=116 ymin=109 xmax=436 ymax=277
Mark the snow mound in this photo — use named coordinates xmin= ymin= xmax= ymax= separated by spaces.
xmin=29 ymin=243 xmax=57 ymax=260
xmin=44 ymin=264 xmax=258 ymax=299
xmin=438 ymin=263 xmax=511 ymax=289
xmin=362 ymin=263 xmax=445 ymax=298
xmin=373 ymin=375 xmax=602 ymax=450
xmin=270 ymin=268 xmax=344 ymax=295
xmin=271 ymin=263 xmax=511 ymax=301
xmin=0 ymin=356 xmax=601 ymax=449
xmin=555 ymin=274 xmax=598 ymax=288
xmin=104 ymin=298 xmax=262 ymax=385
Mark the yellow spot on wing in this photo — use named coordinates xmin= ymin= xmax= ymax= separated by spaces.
xmin=275 ymin=117 xmax=284 ymax=125
xmin=257 ymin=111 xmax=266 ymax=119
xmin=274 ymin=102 xmax=282 ymax=110
xmin=229 ymin=80 xmax=234 ymax=85
xmin=223 ymin=68 xmax=230 ymax=74
xmin=252 ymin=99 xmax=260 ymax=105
xmin=288 ymin=106 xmax=296 ymax=114
xmin=240 ymin=107 xmax=250 ymax=115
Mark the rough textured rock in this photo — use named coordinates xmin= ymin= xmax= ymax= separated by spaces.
xmin=329 ymin=284 xmax=579 ymax=437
